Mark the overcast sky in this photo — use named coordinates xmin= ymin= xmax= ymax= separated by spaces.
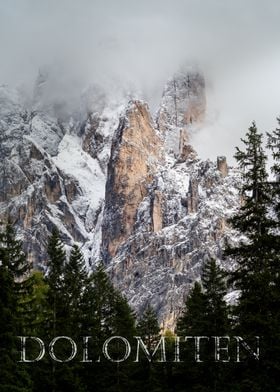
xmin=0 ymin=0 xmax=280 ymax=162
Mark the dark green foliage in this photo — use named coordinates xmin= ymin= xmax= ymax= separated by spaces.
xmin=226 ymin=122 xmax=280 ymax=391
xmin=267 ymin=118 xmax=280 ymax=230
xmin=175 ymin=260 xmax=230 ymax=391
xmin=233 ymin=122 xmax=272 ymax=234
xmin=80 ymin=263 xmax=136 ymax=392
xmin=0 ymin=220 xmax=31 ymax=278
xmin=0 ymin=221 xmax=33 ymax=391
xmin=177 ymin=259 xmax=229 ymax=337
xmin=134 ymin=305 xmax=163 ymax=392
xmin=137 ymin=304 xmax=161 ymax=351
xmin=202 ymin=259 xmax=229 ymax=335
xmin=42 ymin=231 xmax=86 ymax=392
xmin=267 ymin=118 xmax=280 ymax=177
xmin=63 ymin=244 xmax=89 ymax=332
xmin=176 ymin=282 xmax=207 ymax=336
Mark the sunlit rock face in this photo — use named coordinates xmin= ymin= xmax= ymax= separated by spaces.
xmin=0 ymin=68 xmax=240 ymax=329
xmin=102 ymin=100 xmax=163 ymax=261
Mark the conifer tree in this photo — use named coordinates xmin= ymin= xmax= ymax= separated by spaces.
xmin=81 ymin=263 xmax=136 ymax=392
xmin=226 ymin=123 xmax=275 ymax=334
xmin=177 ymin=260 xmax=229 ymax=339
xmin=202 ymin=259 xmax=229 ymax=335
xmin=0 ymin=220 xmax=33 ymax=332
xmin=82 ymin=264 xmax=117 ymax=340
xmin=137 ymin=305 xmax=161 ymax=352
xmin=45 ymin=228 xmax=66 ymax=337
xmin=0 ymin=221 xmax=33 ymax=391
xmin=55 ymin=244 xmax=88 ymax=392
xmin=226 ymin=122 xmax=279 ymax=391
xmin=266 ymin=119 xmax=280 ymax=390
xmin=174 ymin=282 xmax=207 ymax=391
xmin=33 ymin=234 xmax=87 ymax=392
xmin=134 ymin=305 xmax=163 ymax=392
xmin=43 ymin=228 xmax=69 ymax=392
xmin=176 ymin=282 xmax=207 ymax=337
xmin=175 ymin=260 xmax=230 ymax=392
xmin=267 ymin=117 xmax=280 ymax=224
xmin=63 ymin=244 xmax=88 ymax=332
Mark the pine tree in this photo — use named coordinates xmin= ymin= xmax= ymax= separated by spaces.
xmin=0 ymin=221 xmax=33 ymax=391
xmin=266 ymin=118 xmax=280 ymax=390
xmin=226 ymin=123 xmax=275 ymax=334
xmin=45 ymin=228 xmax=66 ymax=337
xmin=175 ymin=260 xmax=230 ymax=392
xmin=82 ymin=264 xmax=117 ymax=340
xmin=43 ymin=228 xmax=68 ymax=392
xmin=176 ymin=282 xmax=207 ymax=336
xmin=234 ymin=122 xmax=272 ymax=229
xmin=202 ymin=259 xmax=229 ymax=335
xmin=55 ymin=244 xmax=88 ymax=392
xmin=81 ymin=263 xmax=136 ymax=392
xmin=0 ymin=220 xmax=34 ymax=332
xmin=134 ymin=305 xmax=164 ymax=392
xmin=267 ymin=117 xmax=280 ymax=225
xmin=63 ymin=244 xmax=88 ymax=333
xmin=174 ymin=282 xmax=206 ymax=391
xmin=137 ymin=305 xmax=161 ymax=352
xmin=0 ymin=220 xmax=31 ymax=278
xmin=226 ymin=122 xmax=279 ymax=391
xmin=177 ymin=260 xmax=229 ymax=339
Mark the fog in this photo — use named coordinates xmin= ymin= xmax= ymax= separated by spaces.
xmin=1 ymin=0 xmax=280 ymax=162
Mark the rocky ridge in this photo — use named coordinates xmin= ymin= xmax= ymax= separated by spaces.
xmin=0 ymin=69 xmax=241 ymax=329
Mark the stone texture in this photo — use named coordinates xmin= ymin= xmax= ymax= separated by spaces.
xmin=187 ymin=178 xmax=199 ymax=213
xmin=157 ymin=68 xmax=206 ymax=158
xmin=102 ymin=101 xmax=163 ymax=260
xmin=151 ymin=190 xmax=163 ymax=232
xmin=0 ymin=73 xmax=242 ymax=331
xmin=217 ymin=156 xmax=228 ymax=177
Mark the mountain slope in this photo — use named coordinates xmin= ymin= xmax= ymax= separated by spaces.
xmin=0 ymin=70 xmax=241 ymax=328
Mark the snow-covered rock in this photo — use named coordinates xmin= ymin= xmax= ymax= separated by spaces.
xmin=0 ymin=68 xmax=241 ymax=329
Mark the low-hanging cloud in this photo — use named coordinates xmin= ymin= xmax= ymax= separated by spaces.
xmin=0 ymin=0 xmax=280 ymax=162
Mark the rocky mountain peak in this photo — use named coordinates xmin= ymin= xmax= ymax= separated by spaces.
xmin=102 ymin=100 xmax=164 ymax=261
xmin=157 ymin=69 xmax=206 ymax=161
xmin=0 ymin=70 xmax=240 ymax=330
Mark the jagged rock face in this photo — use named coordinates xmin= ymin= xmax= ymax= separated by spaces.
xmin=217 ymin=156 xmax=228 ymax=177
xmin=157 ymin=69 xmax=206 ymax=158
xmin=0 ymin=69 xmax=241 ymax=330
xmin=151 ymin=190 xmax=163 ymax=232
xmin=102 ymin=101 xmax=163 ymax=260
xmin=108 ymin=157 xmax=241 ymax=330
xmin=0 ymin=83 xmax=124 ymax=266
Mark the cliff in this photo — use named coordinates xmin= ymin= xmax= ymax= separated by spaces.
xmin=0 ymin=69 xmax=240 ymax=328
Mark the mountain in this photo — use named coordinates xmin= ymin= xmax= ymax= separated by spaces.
xmin=0 ymin=68 xmax=241 ymax=329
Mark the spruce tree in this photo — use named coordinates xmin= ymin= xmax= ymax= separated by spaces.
xmin=0 ymin=221 xmax=33 ymax=391
xmin=266 ymin=119 xmax=280 ymax=390
xmin=174 ymin=282 xmax=207 ymax=392
xmin=63 ymin=244 xmax=88 ymax=332
xmin=45 ymin=228 xmax=66 ymax=337
xmin=202 ymin=259 xmax=229 ymax=335
xmin=226 ymin=123 xmax=275 ymax=335
xmin=43 ymin=228 xmax=68 ymax=392
xmin=175 ymin=260 xmax=230 ymax=392
xmin=226 ymin=122 xmax=279 ymax=391
xmin=137 ymin=305 xmax=161 ymax=352
xmin=267 ymin=117 xmax=280 ymax=226
xmin=81 ymin=263 xmax=136 ymax=392
xmin=176 ymin=282 xmax=207 ymax=336
xmin=134 ymin=305 xmax=163 ymax=392
xmin=0 ymin=220 xmax=33 ymax=333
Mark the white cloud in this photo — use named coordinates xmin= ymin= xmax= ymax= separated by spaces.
xmin=0 ymin=0 xmax=279 ymax=161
